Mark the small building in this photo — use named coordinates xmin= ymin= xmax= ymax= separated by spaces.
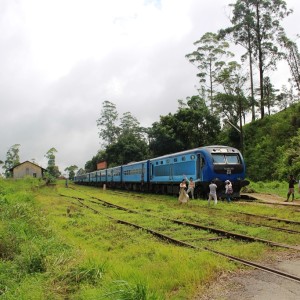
xmin=10 ymin=161 xmax=46 ymax=179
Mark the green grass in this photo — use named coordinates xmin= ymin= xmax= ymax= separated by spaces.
xmin=1 ymin=178 xmax=299 ymax=299
xmin=244 ymin=180 xmax=294 ymax=198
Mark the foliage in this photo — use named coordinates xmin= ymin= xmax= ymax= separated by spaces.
xmin=64 ymin=165 xmax=78 ymax=180
xmin=149 ymin=96 xmax=221 ymax=157
xmin=186 ymin=32 xmax=234 ymax=109
xmin=273 ymin=128 xmax=300 ymax=179
xmin=44 ymin=147 xmax=61 ymax=178
xmin=243 ymin=102 xmax=300 ymax=180
xmin=96 ymin=100 xmax=120 ymax=146
xmin=278 ymin=34 xmax=300 ymax=93
xmin=227 ymin=0 xmax=293 ymax=119
xmin=93 ymin=101 xmax=150 ymax=168
xmin=3 ymin=144 xmax=20 ymax=178
xmin=105 ymin=133 xmax=149 ymax=165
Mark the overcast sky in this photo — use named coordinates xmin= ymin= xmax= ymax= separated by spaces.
xmin=1 ymin=0 xmax=299 ymax=174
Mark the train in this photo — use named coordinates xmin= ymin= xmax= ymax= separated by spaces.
xmin=74 ymin=145 xmax=249 ymax=199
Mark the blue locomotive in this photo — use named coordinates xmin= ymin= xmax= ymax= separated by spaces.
xmin=74 ymin=145 xmax=249 ymax=199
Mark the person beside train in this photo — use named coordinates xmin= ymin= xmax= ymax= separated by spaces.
xmin=178 ymin=178 xmax=189 ymax=204
xmin=285 ymin=174 xmax=297 ymax=202
xmin=184 ymin=176 xmax=200 ymax=200
xmin=208 ymin=180 xmax=218 ymax=205
xmin=225 ymin=180 xmax=233 ymax=202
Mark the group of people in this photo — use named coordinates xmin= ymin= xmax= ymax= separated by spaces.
xmin=178 ymin=174 xmax=300 ymax=205
xmin=178 ymin=176 xmax=233 ymax=205
xmin=207 ymin=179 xmax=233 ymax=205
xmin=178 ymin=176 xmax=195 ymax=204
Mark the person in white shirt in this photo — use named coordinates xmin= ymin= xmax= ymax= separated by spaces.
xmin=208 ymin=180 xmax=218 ymax=205
xmin=225 ymin=180 xmax=233 ymax=203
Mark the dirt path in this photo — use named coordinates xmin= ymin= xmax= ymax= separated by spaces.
xmin=194 ymin=252 xmax=300 ymax=300
xmin=241 ymin=192 xmax=300 ymax=206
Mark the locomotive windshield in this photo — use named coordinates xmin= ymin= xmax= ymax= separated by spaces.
xmin=212 ymin=154 xmax=241 ymax=164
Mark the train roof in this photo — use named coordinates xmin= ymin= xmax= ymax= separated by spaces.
xmin=150 ymin=145 xmax=240 ymax=161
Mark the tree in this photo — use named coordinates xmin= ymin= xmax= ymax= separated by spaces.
xmin=274 ymin=128 xmax=300 ymax=179
xmin=104 ymin=111 xmax=149 ymax=166
xmin=148 ymin=116 xmax=185 ymax=157
xmin=45 ymin=148 xmax=61 ymax=178
xmin=149 ymin=96 xmax=220 ymax=157
xmin=96 ymin=100 xmax=120 ymax=145
xmin=3 ymin=144 xmax=20 ymax=177
xmin=186 ymin=32 xmax=234 ymax=110
xmin=219 ymin=0 xmax=257 ymax=121
xmin=228 ymin=0 xmax=292 ymax=119
xmin=105 ymin=133 xmax=149 ymax=165
xmin=64 ymin=165 xmax=78 ymax=180
xmin=279 ymin=34 xmax=300 ymax=92
xmin=263 ymin=76 xmax=278 ymax=115
xmin=276 ymin=80 xmax=297 ymax=110
xmin=120 ymin=111 xmax=141 ymax=137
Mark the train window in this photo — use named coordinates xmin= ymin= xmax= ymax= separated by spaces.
xmin=182 ymin=156 xmax=186 ymax=161
xmin=160 ymin=161 xmax=163 ymax=164
xmin=212 ymin=154 xmax=240 ymax=164
xmin=225 ymin=154 xmax=240 ymax=164
xmin=212 ymin=154 xmax=226 ymax=164
xmin=166 ymin=159 xmax=170 ymax=164
xmin=156 ymin=162 xmax=159 ymax=165
xmin=174 ymin=158 xmax=177 ymax=162
xmin=190 ymin=155 xmax=195 ymax=160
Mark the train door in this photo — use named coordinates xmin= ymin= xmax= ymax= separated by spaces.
xmin=196 ymin=153 xmax=207 ymax=198
xmin=197 ymin=154 xmax=205 ymax=181
xmin=141 ymin=163 xmax=144 ymax=182
xmin=169 ymin=160 xmax=173 ymax=181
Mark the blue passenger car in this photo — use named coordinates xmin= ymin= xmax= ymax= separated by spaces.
xmin=122 ymin=160 xmax=149 ymax=191
xmin=106 ymin=166 xmax=122 ymax=188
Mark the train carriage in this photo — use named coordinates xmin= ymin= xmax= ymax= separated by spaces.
xmin=122 ymin=160 xmax=149 ymax=191
xmin=74 ymin=173 xmax=89 ymax=184
xmin=106 ymin=166 xmax=122 ymax=188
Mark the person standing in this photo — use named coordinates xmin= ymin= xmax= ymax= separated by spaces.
xmin=285 ymin=175 xmax=297 ymax=202
xmin=178 ymin=179 xmax=189 ymax=204
xmin=208 ymin=180 xmax=218 ymax=205
xmin=185 ymin=177 xmax=196 ymax=199
xmin=225 ymin=180 xmax=233 ymax=203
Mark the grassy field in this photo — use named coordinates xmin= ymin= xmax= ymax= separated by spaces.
xmin=0 ymin=178 xmax=299 ymax=299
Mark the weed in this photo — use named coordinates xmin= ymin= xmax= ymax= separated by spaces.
xmin=102 ymin=280 xmax=161 ymax=300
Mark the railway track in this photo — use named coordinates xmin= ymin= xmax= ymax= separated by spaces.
xmin=60 ymin=192 xmax=300 ymax=251
xmin=60 ymin=192 xmax=300 ymax=283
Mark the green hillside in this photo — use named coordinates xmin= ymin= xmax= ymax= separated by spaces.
xmin=242 ymin=102 xmax=300 ymax=181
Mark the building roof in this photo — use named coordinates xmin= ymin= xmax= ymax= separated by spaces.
xmin=9 ymin=160 xmax=47 ymax=171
